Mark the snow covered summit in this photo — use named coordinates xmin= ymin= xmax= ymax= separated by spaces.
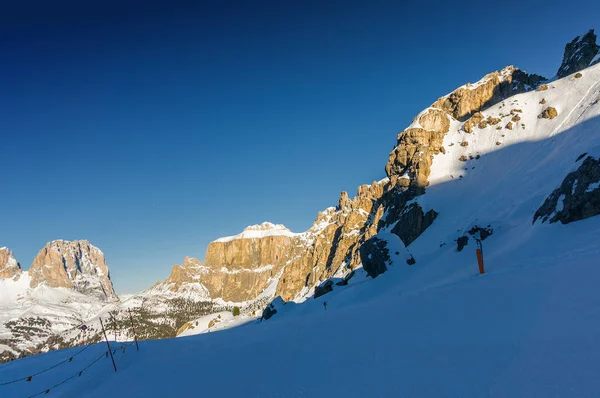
xmin=214 ymin=221 xmax=300 ymax=242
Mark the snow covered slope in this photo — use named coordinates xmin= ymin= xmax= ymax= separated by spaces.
xmin=2 ymin=216 xmax=600 ymax=397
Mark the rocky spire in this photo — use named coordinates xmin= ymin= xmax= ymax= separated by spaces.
xmin=557 ymin=29 xmax=600 ymax=78
xmin=28 ymin=240 xmax=117 ymax=301
xmin=0 ymin=247 xmax=22 ymax=280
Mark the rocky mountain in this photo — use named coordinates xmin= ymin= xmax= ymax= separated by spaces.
xmin=557 ymin=29 xmax=600 ymax=78
xmin=28 ymin=240 xmax=117 ymax=300
xmin=146 ymin=67 xmax=549 ymax=304
xmin=0 ymin=240 xmax=118 ymax=363
xmin=143 ymin=30 xmax=600 ymax=311
xmin=0 ymin=247 xmax=22 ymax=280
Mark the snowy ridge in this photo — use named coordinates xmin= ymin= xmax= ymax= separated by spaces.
xmin=214 ymin=222 xmax=300 ymax=242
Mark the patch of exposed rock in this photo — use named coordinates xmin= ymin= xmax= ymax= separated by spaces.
xmin=28 ymin=240 xmax=116 ymax=300
xmin=359 ymin=236 xmax=392 ymax=278
xmin=539 ymin=107 xmax=558 ymax=119
xmin=534 ymin=156 xmax=600 ymax=224
xmin=432 ymin=66 xmax=545 ymax=121
xmin=557 ymin=29 xmax=600 ymax=78
xmin=0 ymin=248 xmax=22 ymax=280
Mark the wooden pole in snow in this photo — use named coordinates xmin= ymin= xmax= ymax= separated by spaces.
xmin=99 ymin=317 xmax=117 ymax=372
xmin=128 ymin=308 xmax=139 ymax=351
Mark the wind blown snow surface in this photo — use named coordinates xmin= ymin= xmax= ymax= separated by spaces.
xmin=3 ymin=64 xmax=600 ymax=397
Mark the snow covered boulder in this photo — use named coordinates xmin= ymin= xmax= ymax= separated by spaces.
xmin=534 ymin=156 xmax=600 ymax=224
xmin=359 ymin=233 xmax=414 ymax=278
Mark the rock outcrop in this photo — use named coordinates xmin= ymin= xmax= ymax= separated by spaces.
xmin=359 ymin=236 xmax=392 ymax=278
xmin=557 ymin=29 xmax=600 ymax=78
xmin=432 ymin=66 xmax=545 ymax=121
xmin=386 ymin=66 xmax=545 ymax=192
xmin=28 ymin=240 xmax=117 ymax=300
xmin=534 ymin=156 xmax=600 ymax=224
xmin=0 ymin=248 xmax=22 ymax=280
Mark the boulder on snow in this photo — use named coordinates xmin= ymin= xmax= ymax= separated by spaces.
xmin=574 ymin=72 xmax=583 ymax=79
xmin=463 ymin=112 xmax=484 ymax=133
xmin=360 ymin=233 xmax=413 ymax=278
xmin=360 ymin=237 xmax=391 ymax=278
xmin=487 ymin=116 xmax=501 ymax=126
xmin=539 ymin=107 xmax=558 ymax=119
xmin=456 ymin=236 xmax=469 ymax=252
xmin=534 ymin=156 xmax=600 ymax=224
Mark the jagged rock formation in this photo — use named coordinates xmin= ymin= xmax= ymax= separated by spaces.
xmin=275 ymin=182 xmax=387 ymax=301
xmin=432 ymin=66 xmax=545 ymax=121
xmin=557 ymin=29 xmax=600 ymax=78
xmin=534 ymin=156 xmax=600 ymax=224
xmin=28 ymin=240 xmax=116 ymax=300
xmin=0 ymin=248 xmax=22 ymax=280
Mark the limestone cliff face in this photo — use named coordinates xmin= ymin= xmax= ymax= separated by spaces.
xmin=28 ymin=240 xmax=117 ymax=301
xmin=155 ymin=223 xmax=298 ymax=302
xmin=0 ymin=248 xmax=22 ymax=280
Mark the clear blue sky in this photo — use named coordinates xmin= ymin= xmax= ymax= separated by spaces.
xmin=1 ymin=0 xmax=598 ymax=294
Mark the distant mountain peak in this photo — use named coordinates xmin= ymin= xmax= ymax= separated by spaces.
xmin=0 ymin=247 xmax=22 ymax=280
xmin=243 ymin=222 xmax=289 ymax=232
xmin=214 ymin=222 xmax=298 ymax=243
xmin=28 ymin=240 xmax=117 ymax=301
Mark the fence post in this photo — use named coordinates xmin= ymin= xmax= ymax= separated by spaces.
xmin=128 ymin=308 xmax=139 ymax=351
xmin=99 ymin=317 xmax=117 ymax=372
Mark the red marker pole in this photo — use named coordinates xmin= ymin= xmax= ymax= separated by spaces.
xmin=476 ymin=239 xmax=485 ymax=274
